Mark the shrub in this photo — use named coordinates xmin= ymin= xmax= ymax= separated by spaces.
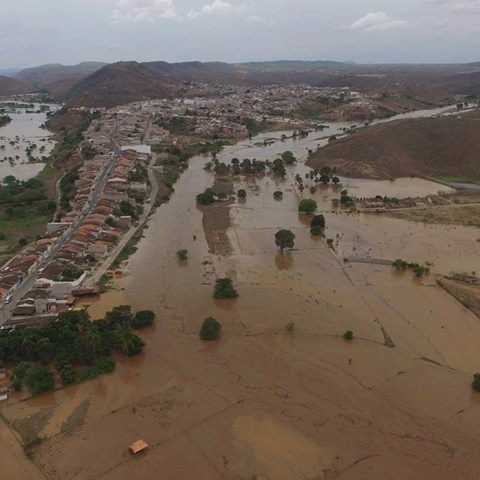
xmin=196 ymin=188 xmax=215 ymax=205
xmin=200 ymin=317 xmax=221 ymax=340
xmin=176 ymin=249 xmax=188 ymax=261
xmin=237 ymin=189 xmax=247 ymax=198
xmin=298 ymin=199 xmax=317 ymax=214
xmin=132 ymin=310 xmax=155 ymax=329
xmin=343 ymin=330 xmax=354 ymax=341
xmin=392 ymin=259 xmax=409 ymax=271
xmin=213 ymin=278 xmax=238 ymax=299
xmin=275 ymin=229 xmax=295 ymax=252
xmin=273 ymin=191 xmax=283 ymax=200
xmin=286 ymin=322 xmax=295 ymax=333
xmin=310 ymin=215 xmax=326 ymax=236
xmin=473 ymin=373 xmax=480 ymax=392
xmin=23 ymin=364 xmax=54 ymax=395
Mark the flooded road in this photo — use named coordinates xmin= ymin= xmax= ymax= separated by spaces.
xmin=0 ymin=102 xmax=58 ymax=181
xmin=3 ymin=107 xmax=480 ymax=479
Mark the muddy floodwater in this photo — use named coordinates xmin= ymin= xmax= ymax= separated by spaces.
xmin=0 ymin=103 xmax=58 ymax=181
xmin=2 ymin=112 xmax=480 ymax=479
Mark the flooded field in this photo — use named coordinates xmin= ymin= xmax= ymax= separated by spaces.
xmin=2 ymin=116 xmax=480 ymax=479
xmin=0 ymin=102 xmax=58 ymax=181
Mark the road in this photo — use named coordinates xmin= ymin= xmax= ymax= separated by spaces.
xmin=0 ymin=124 xmax=121 ymax=326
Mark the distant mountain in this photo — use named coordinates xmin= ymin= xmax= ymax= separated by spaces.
xmin=61 ymin=59 xmax=480 ymax=108
xmin=0 ymin=76 xmax=33 ymax=96
xmin=15 ymin=62 xmax=107 ymax=95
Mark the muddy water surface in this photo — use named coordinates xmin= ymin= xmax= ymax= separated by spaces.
xmin=3 ymin=115 xmax=480 ymax=479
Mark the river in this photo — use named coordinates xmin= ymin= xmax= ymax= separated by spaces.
xmin=0 ymin=102 xmax=59 ymax=182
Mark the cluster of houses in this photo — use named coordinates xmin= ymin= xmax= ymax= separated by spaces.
xmin=0 ymin=112 xmax=152 ymax=325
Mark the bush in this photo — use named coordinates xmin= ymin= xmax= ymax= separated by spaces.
xmin=310 ymin=215 xmax=326 ymax=235
xmin=237 ymin=189 xmax=247 ymax=198
xmin=200 ymin=317 xmax=221 ymax=341
xmin=286 ymin=322 xmax=295 ymax=333
xmin=23 ymin=364 xmax=54 ymax=395
xmin=196 ymin=188 xmax=215 ymax=205
xmin=176 ymin=249 xmax=188 ymax=261
xmin=275 ymin=229 xmax=295 ymax=252
xmin=213 ymin=278 xmax=238 ymax=299
xmin=343 ymin=330 xmax=354 ymax=341
xmin=273 ymin=191 xmax=283 ymax=200
xmin=392 ymin=259 xmax=408 ymax=271
xmin=298 ymin=199 xmax=317 ymax=214
xmin=132 ymin=310 xmax=155 ymax=329
xmin=94 ymin=357 xmax=115 ymax=375
xmin=472 ymin=373 xmax=480 ymax=392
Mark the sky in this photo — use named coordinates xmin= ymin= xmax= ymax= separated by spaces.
xmin=1 ymin=0 xmax=480 ymax=68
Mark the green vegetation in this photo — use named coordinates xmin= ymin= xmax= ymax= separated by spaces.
xmin=176 ymin=249 xmax=188 ymax=261
xmin=275 ymin=229 xmax=295 ymax=253
xmin=196 ymin=188 xmax=216 ymax=205
xmin=343 ymin=330 xmax=354 ymax=341
xmin=286 ymin=322 xmax=295 ymax=333
xmin=57 ymin=264 xmax=84 ymax=282
xmin=472 ymin=373 xmax=480 ymax=392
xmin=98 ymin=274 xmax=113 ymax=293
xmin=111 ymin=243 xmax=138 ymax=269
xmin=200 ymin=317 xmax=222 ymax=341
xmin=392 ymin=259 xmax=430 ymax=277
xmin=213 ymin=278 xmax=239 ymax=299
xmin=237 ymin=189 xmax=247 ymax=199
xmin=1 ymin=306 xmax=153 ymax=395
xmin=11 ymin=363 xmax=54 ymax=395
xmin=310 ymin=214 xmax=326 ymax=236
xmin=59 ymin=167 xmax=79 ymax=210
xmin=340 ymin=190 xmax=354 ymax=207
xmin=273 ymin=191 xmax=283 ymax=200
xmin=281 ymin=151 xmax=297 ymax=165
xmin=298 ymin=199 xmax=317 ymax=215
xmin=0 ymin=115 xmax=12 ymax=128
xmin=0 ymin=176 xmax=47 ymax=205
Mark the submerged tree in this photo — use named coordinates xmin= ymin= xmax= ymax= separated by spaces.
xmin=213 ymin=278 xmax=239 ymax=299
xmin=200 ymin=317 xmax=222 ymax=341
xmin=275 ymin=229 xmax=295 ymax=253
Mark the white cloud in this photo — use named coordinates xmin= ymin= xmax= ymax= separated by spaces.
xmin=350 ymin=12 xmax=407 ymax=32
xmin=112 ymin=0 xmax=176 ymax=22
xmin=245 ymin=15 xmax=276 ymax=27
xmin=188 ymin=0 xmax=244 ymax=18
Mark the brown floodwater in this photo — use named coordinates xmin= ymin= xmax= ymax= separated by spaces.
xmin=3 ymin=122 xmax=480 ymax=479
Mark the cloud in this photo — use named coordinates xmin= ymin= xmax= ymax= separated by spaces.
xmin=245 ymin=15 xmax=276 ymax=27
xmin=350 ymin=12 xmax=407 ymax=32
xmin=425 ymin=0 xmax=480 ymax=13
xmin=112 ymin=0 xmax=176 ymax=22
xmin=188 ymin=0 xmax=244 ymax=18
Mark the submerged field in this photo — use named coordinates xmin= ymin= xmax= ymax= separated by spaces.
xmin=2 ymin=126 xmax=480 ymax=479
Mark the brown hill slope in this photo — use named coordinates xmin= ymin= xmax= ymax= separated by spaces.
xmin=15 ymin=62 xmax=106 ymax=95
xmin=307 ymin=115 xmax=480 ymax=180
xmin=0 ymin=76 xmax=33 ymax=96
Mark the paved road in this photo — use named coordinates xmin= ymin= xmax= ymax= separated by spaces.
xmin=0 ymin=124 xmax=121 ymax=326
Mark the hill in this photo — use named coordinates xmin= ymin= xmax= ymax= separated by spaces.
xmin=307 ymin=115 xmax=480 ymax=180
xmin=61 ymin=59 xmax=480 ymax=108
xmin=15 ymin=62 xmax=107 ymax=95
xmin=0 ymin=76 xmax=33 ymax=96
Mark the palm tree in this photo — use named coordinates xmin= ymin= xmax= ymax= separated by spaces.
xmin=20 ymin=330 xmax=37 ymax=360
xmin=85 ymin=325 xmax=102 ymax=359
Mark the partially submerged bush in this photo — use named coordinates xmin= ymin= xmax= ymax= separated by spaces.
xmin=298 ymin=199 xmax=317 ymax=214
xmin=213 ymin=278 xmax=238 ymax=299
xmin=200 ymin=317 xmax=222 ymax=341
xmin=176 ymin=249 xmax=188 ymax=261
xmin=343 ymin=330 xmax=354 ymax=341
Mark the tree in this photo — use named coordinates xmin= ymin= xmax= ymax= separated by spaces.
xmin=176 ymin=249 xmax=188 ymax=261
xmin=343 ymin=330 xmax=354 ymax=341
xmin=132 ymin=310 xmax=155 ymax=329
xmin=237 ymin=189 xmax=247 ymax=199
xmin=114 ymin=325 xmax=145 ymax=356
xmin=213 ymin=278 xmax=238 ymax=299
xmin=275 ymin=229 xmax=295 ymax=253
xmin=281 ymin=151 xmax=296 ymax=165
xmin=310 ymin=215 xmax=326 ymax=236
xmin=23 ymin=364 xmax=55 ymax=395
xmin=472 ymin=373 xmax=480 ymax=392
xmin=196 ymin=188 xmax=215 ymax=205
xmin=18 ymin=237 xmax=28 ymax=247
xmin=298 ymin=199 xmax=317 ymax=215
xmin=273 ymin=191 xmax=283 ymax=200
xmin=200 ymin=317 xmax=221 ymax=341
